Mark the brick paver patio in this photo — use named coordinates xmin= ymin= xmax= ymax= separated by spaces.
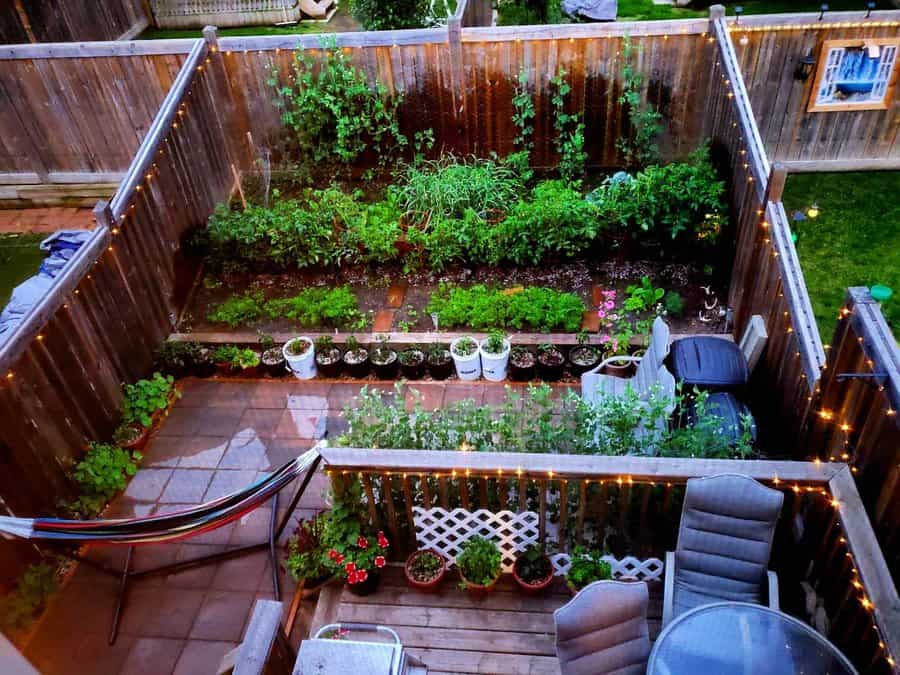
xmin=24 ymin=378 xmax=576 ymax=675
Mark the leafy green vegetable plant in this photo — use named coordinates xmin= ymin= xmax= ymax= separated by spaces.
xmin=122 ymin=373 xmax=176 ymax=429
xmin=68 ymin=443 xmax=143 ymax=517
xmin=664 ymin=290 xmax=685 ymax=317
xmin=515 ymin=544 xmax=552 ymax=585
xmin=456 ymin=536 xmax=502 ymax=588
xmin=566 ymin=547 xmax=612 ymax=591
xmin=266 ymin=287 xmax=365 ymax=329
xmin=207 ymin=291 xmax=266 ymax=327
xmin=624 ymin=276 xmax=665 ymax=313
xmin=452 ymin=337 xmax=478 ymax=357
xmin=1 ymin=562 xmax=59 ymax=632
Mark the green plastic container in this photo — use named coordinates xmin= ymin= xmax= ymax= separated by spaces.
xmin=870 ymin=285 xmax=893 ymax=303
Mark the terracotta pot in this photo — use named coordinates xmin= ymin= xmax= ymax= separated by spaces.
xmin=459 ymin=568 xmax=501 ymax=597
xmin=603 ymin=361 xmax=635 ymax=378
xmin=116 ymin=424 xmax=150 ymax=452
xmin=404 ymin=550 xmax=447 ymax=593
xmin=346 ymin=570 xmax=380 ymax=596
xmin=512 ymin=555 xmax=554 ymax=594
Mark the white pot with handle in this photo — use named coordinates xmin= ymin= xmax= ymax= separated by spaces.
xmin=450 ymin=337 xmax=481 ymax=381
xmin=283 ymin=337 xmax=316 ymax=380
xmin=479 ymin=336 xmax=511 ymax=382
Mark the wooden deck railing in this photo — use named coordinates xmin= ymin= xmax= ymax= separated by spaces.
xmin=319 ymin=447 xmax=900 ymax=674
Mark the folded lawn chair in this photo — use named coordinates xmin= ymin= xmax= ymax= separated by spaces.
xmin=0 ymin=445 xmax=323 ymax=643
xmin=663 ymin=473 xmax=784 ymax=627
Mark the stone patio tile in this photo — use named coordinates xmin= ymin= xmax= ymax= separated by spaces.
xmin=264 ymin=438 xmax=311 ymax=469
xmin=248 ymin=381 xmax=295 ymax=409
xmin=159 ymin=468 xmax=215 ymax=504
xmin=156 ymin=503 xmax=235 ymax=545
xmin=166 ymin=543 xmax=225 ymax=589
xmin=234 ymin=407 xmax=283 ymax=439
xmin=190 ymin=590 xmax=256 ymax=642
xmin=219 ymin=434 xmax=271 ymax=470
xmin=131 ymin=544 xmax=181 ymax=587
xmin=207 ymin=382 xmax=253 ymax=408
xmin=143 ymin=435 xmax=191 ymax=468
xmin=193 ymin=407 xmax=243 ymax=437
xmin=173 ymin=640 xmax=237 ymax=675
xmin=27 ymin=632 xmax=133 ymax=675
xmin=327 ymin=383 xmax=363 ymax=409
xmin=176 ymin=379 xmax=223 ymax=408
xmin=483 ymin=384 xmax=513 ymax=407
xmin=178 ymin=436 xmax=229 ymax=469
xmin=373 ymin=309 xmax=396 ymax=332
xmin=119 ymin=587 xmax=206 ymax=639
xmin=229 ymin=507 xmax=273 ymax=546
xmin=105 ymin=496 xmax=157 ymax=519
xmin=210 ymin=550 xmax=271 ymax=591
xmin=204 ymin=469 xmax=259 ymax=501
xmin=120 ymin=638 xmax=185 ymax=675
xmin=124 ymin=468 xmax=173 ymax=501
xmin=405 ymin=382 xmax=444 ymax=411
xmin=286 ymin=390 xmax=330 ymax=410
xmin=157 ymin=407 xmax=200 ymax=437
xmin=276 ymin=409 xmax=325 ymax=439
xmin=443 ymin=382 xmax=484 ymax=406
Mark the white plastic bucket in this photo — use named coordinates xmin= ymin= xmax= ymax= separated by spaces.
xmin=450 ymin=337 xmax=482 ymax=381
xmin=479 ymin=337 xmax=511 ymax=382
xmin=283 ymin=337 xmax=316 ymax=380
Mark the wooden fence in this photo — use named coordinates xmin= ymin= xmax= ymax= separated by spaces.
xmin=0 ymin=0 xmax=148 ymax=44
xmin=733 ymin=11 xmax=900 ymax=170
xmin=148 ymin=0 xmax=307 ymax=30
xmin=320 ymin=447 xmax=900 ymax=674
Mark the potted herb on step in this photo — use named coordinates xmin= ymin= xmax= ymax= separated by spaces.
xmin=536 ymin=343 xmax=565 ymax=381
xmin=509 ymin=346 xmax=536 ymax=381
xmin=513 ymin=544 xmax=554 ymax=594
xmin=601 ymin=326 xmax=635 ymax=378
xmin=194 ymin=346 xmax=216 ymax=378
xmin=457 ymin=536 xmax=502 ymax=596
xmin=426 ymin=342 xmax=453 ymax=380
xmin=314 ymin=336 xmax=342 ymax=378
xmin=213 ymin=345 xmax=261 ymax=377
xmin=284 ymin=514 xmax=333 ymax=589
xmin=479 ymin=331 xmax=511 ymax=382
xmin=450 ymin=337 xmax=481 ymax=381
xmin=568 ymin=332 xmax=601 ymax=375
xmin=370 ymin=335 xmax=399 ymax=380
xmin=153 ymin=341 xmax=199 ymax=379
xmin=565 ymin=547 xmax=612 ymax=595
xmin=259 ymin=333 xmax=285 ymax=377
xmin=342 ymin=336 xmax=370 ymax=379
xmin=404 ymin=549 xmax=447 ymax=592
xmin=399 ymin=346 xmax=426 ymax=380
xmin=283 ymin=337 xmax=316 ymax=380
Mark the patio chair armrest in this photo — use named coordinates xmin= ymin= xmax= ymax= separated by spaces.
xmin=586 ymin=355 xmax=641 ymax=375
xmin=767 ymin=570 xmax=779 ymax=611
xmin=663 ymin=551 xmax=675 ymax=627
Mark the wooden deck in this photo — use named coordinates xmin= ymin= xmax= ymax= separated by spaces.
xmin=310 ymin=566 xmax=662 ymax=675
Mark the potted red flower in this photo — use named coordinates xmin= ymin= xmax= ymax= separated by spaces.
xmin=323 ymin=526 xmax=390 ymax=597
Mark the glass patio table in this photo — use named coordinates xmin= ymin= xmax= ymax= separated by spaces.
xmin=647 ymin=602 xmax=857 ymax=675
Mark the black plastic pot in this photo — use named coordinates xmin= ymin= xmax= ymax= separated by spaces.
xmin=568 ymin=345 xmax=602 ymax=376
xmin=316 ymin=348 xmax=343 ymax=378
xmin=427 ymin=353 xmax=453 ymax=381
xmin=371 ymin=350 xmax=399 ymax=380
xmin=536 ymin=347 xmax=566 ymax=382
xmin=509 ymin=349 xmax=536 ymax=382
xmin=342 ymin=349 xmax=370 ymax=379
xmin=261 ymin=348 xmax=286 ymax=377
xmin=193 ymin=349 xmax=217 ymax=378
xmin=399 ymin=349 xmax=426 ymax=380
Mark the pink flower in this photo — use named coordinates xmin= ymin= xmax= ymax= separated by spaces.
xmin=597 ymin=309 xmax=606 ymax=319
xmin=604 ymin=300 xmax=614 ymax=310
xmin=600 ymin=334 xmax=611 ymax=344
xmin=375 ymin=555 xmax=386 ymax=568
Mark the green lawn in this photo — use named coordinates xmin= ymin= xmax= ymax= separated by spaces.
xmin=616 ymin=0 xmax=893 ymax=21
xmin=0 ymin=234 xmax=45 ymax=309
xmin=137 ymin=7 xmax=359 ymax=39
xmin=783 ymin=172 xmax=900 ymax=342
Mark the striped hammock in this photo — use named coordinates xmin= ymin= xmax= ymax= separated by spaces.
xmin=0 ymin=446 xmax=321 ymax=546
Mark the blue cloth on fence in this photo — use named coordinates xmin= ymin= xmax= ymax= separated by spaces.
xmin=0 ymin=230 xmax=92 ymax=343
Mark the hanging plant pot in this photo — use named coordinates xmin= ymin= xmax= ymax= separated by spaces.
xmin=427 ymin=348 xmax=453 ymax=380
xmin=283 ymin=337 xmax=316 ymax=380
xmin=399 ymin=348 xmax=426 ymax=380
xmin=261 ymin=347 xmax=286 ymax=377
xmin=315 ymin=347 xmax=343 ymax=378
xmin=450 ymin=337 xmax=481 ymax=381
xmin=404 ymin=549 xmax=447 ymax=593
xmin=536 ymin=346 xmax=565 ymax=381
xmin=568 ymin=345 xmax=602 ymax=376
xmin=509 ymin=347 xmax=536 ymax=382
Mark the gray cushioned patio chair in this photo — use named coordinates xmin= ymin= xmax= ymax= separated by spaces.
xmin=663 ymin=474 xmax=784 ymax=627
xmin=554 ymin=580 xmax=651 ymax=675
xmin=581 ymin=316 xmax=676 ymax=412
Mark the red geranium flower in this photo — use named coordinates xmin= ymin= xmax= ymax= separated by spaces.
xmin=334 ymin=553 xmax=344 ymax=565
xmin=328 ymin=549 xmax=338 ymax=560
xmin=357 ymin=536 xmax=369 ymax=549
xmin=347 ymin=571 xmax=359 ymax=584
xmin=377 ymin=534 xmax=389 ymax=548
xmin=374 ymin=555 xmax=386 ymax=568
xmin=357 ymin=569 xmax=368 ymax=582
xmin=345 ymin=562 xmax=356 ymax=573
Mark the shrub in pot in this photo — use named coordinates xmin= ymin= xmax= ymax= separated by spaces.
xmin=213 ymin=345 xmax=262 ymax=377
xmin=342 ymin=336 xmax=370 ymax=379
xmin=321 ymin=511 xmax=390 ymax=597
xmin=153 ymin=341 xmax=200 ymax=379
xmin=194 ymin=347 xmax=217 ymax=377
xmin=404 ymin=549 xmax=447 ymax=592
xmin=450 ymin=337 xmax=481 ymax=381
xmin=456 ymin=536 xmax=502 ymax=596
xmin=370 ymin=335 xmax=399 ymax=380
xmin=536 ymin=343 xmax=565 ymax=381
xmin=601 ymin=328 xmax=635 ymax=378
xmin=568 ymin=332 xmax=601 ymax=376
xmin=284 ymin=514 xmax=333 ymax=588
xmin=314 ymin=336 xmax=342 ymax=378
xmin=122 ymin=373 xmax=178 ymax=429
xmin=399 ymin=346 xmax=426 ymax=380
xmin=258 ymin=333 xmax=285 ymax=377
xmin=513 ymin=544 xmax=554 ymax=594
xmin=479 ymin=331 xmax=511 ymax=382
xmin=283 ymin=337 xmax=316 ymax=380
xmin=426 ymin=342 xmax=453 ymax=380
xmin=509 ymin=346 xmax=536 ymax=381
xmin=565 ymin=546 xmax=612 ymax=595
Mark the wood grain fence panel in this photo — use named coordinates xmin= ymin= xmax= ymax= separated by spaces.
xmin=16 ymin=0 xmax=147 ymax=43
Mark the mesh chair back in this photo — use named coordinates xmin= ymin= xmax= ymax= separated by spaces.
xmin=554 ymin=580 xmax=651 ymax=675
xmin=633 ymin=317 xmax=671 ymax=395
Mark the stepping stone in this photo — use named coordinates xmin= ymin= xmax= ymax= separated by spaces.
xmin=386 ymin=283 xmax=407 ymax=308
xmin=373 ymin=309 xmax=396 ymax=332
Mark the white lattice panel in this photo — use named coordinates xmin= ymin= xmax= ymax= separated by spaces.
xmin=413 ymin=507 xmax=663 ymax=580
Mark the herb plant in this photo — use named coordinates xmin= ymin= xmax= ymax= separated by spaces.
xmin=452 ymin=337 xmax=478 ymax=357
xmin=407 ymin=550 xmax=444 ymax=583
xmin=624 ymin=276 xmax=665 ymax=313
xmin=456 ymin=536 xmax=502 ymax=587
xmin=122 ymin=373 xmax=176 ymax=429
xmin=664 ymin=290 xmax=685 ymax=317
xmin=1 ymin=562 xmax=59 ymax=632
xmin=515 ymin=544 xmax=552 ymax=585
xmin=483 ymin=331 xmax=507 ymax=355
xmin=207 ymin=291 xmax=266 ymax=327
xmin=566 ymin=547 xmax=612 ymax=591
xmin=68 ymin=443 xmax=143 ymax=517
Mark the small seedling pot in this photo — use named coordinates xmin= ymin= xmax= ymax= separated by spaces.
xmin=427 ymin=351 xmax=453 ymax=380
xmin=536 ymin=347 xmax=565 ymax=381
xmin=450 ymin=338 xmax=481 ymax=381
xmin=315 ymin=348 xmax=343 ymax=379
xmin=404 ymin=549 xmax=447 ymax=593
xmin=400 ymin=349 xmax=426 ymax=380
xmin=512 ymin=554 xmax=554 ymax=595
xmin=193 ymin=349 xmax=217 ymax=378
xmin=479 ymin=337 xmax=511 ymax=382
xmin=261 ymin=348 xmax=285 ymax=377
xmin=283 ymin=337 xmax=316 ymax=380
xmin=509 ymin=349 xmax=536 ymax=382
xmin=371 ymin=349 xmax=400 ymax=380
xmin=342 ymin=348 xmax=370 ymax=379
xmin=568 ymin=345 xmax=601 ymax=376
xmin=116 ymin=423 xmax=150 ymax=452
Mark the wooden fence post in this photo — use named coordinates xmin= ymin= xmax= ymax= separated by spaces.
xmin=709 ymin=4 xmax=725 ymax=32
xmin=447 ymin=11 xmax=468 ymax=153
xmin=765 ymin=162 xmax=787 ymax=204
